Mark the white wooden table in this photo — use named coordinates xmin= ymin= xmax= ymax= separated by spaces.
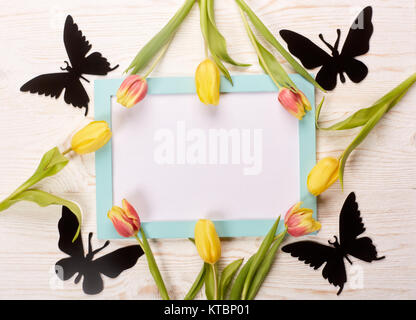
xmin=0 ymin=0 xmax=415 ymax=299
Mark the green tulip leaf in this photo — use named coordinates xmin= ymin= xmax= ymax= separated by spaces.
xmin=317 ymin=73 xmax=416 ymax=131
xmin=184 ymin=263 xmax=206 ymax=300
xmin=246 ymin=230 xmax=286 ymax=300
xmin=241 ymin=217 xmax=280 ymax=300
xmin=212 ymin=55 xmax=233 ymax=84
xmin=239 ymin=7 xmax=294 ymax=90
xmin=0 ymin=189 xmax=81 ymax=242
xmin=126 ymin=0 xmax=195 ymax=74
xmin=205 ymin=263 xmax=216 ymax=300
xmin=229 ymin=254 xmax=255 ymax=300
xmin=235 ymin=0 xmax=325 ymax=92
xmin=0 ymin=147 xmax=68 ymax=213
xmin=205 ymin=0 xmax=250 ymax=67
xmin=339 ymin=104 xmax=389 ymax=188
xmin=219 ymin=258 xmax=243 ymax=300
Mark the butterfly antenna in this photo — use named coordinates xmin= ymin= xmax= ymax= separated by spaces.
xmin=87 ymin=232 xmax=93 ymax=255
xmin=328 ymin=235 xmax=339 ymax=246
xmin=91 ymin=240 xmax=110 ymax=256
xmin=60 ymin=61 xmax=70 ymax=71
xmin=319 ymin=34 xmax=336 ymax=54
xmin=334 ymin=29 xmax=341 ymax=51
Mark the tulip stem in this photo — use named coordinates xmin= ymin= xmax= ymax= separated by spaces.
xmin=134 ymin=230 xmax=170 ymax=300
xmin=62 ymin=148 xmax=72 ymax=155
xmin=211 ymin=263 xmax=218 ymax=300
xmin=143 ymin=37 xmax=173 ymax=79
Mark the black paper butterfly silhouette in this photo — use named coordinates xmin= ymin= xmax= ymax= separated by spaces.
xmin=55 ymin=206 xmax=144 ymax=295
xmin=282 ymin=192 xmax=384 ymax=295
xmin=280 ymin=6 xmax=373 ymax=90
xmin=21 ymin=15 xmax=118 ymax=115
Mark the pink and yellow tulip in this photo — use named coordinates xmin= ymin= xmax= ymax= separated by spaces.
xmin=107 ymin=199 xmax=141 ymax=237
xmin=116 ymin=75 xmax=148 ymax=108
xmin=284 ymin=202 xmax=321 ymax=237
xmin=278 ymin=87 xmax=311 ymax=120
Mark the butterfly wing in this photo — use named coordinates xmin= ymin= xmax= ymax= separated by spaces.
xmin=339 ymin=192 xmax=385 ymax=262
xmin=55 ymin=257 xmax=82 ymax=281
xmin=282 ymin=241 xmax=348 ymax=294
xmin=340 ymin=6 xmax=373 ymax=59
xmin=315 ymin=62 xmax=339 ymax=91
xmin=55 ymin=206 xmax=85 ymax=283
xmin=92 ymin=245 xmax=144 ymax=278
xmin=64 ymin=15 xmax=118 ymax=75
xmin=343 ymin=58 xmax=368 ymax=83
xmin=63 ymin=77 xmax=90 ymax=115
xmin=20 ymin=73 xmax=70 ymax=99
xmin=63 ymin=15 xmax=92 ymax=71
xmin=340 ymin=6 xmax=373 ymax=84
xmin=80 ymin=52 xmax=119 ymax=76
xmin=339 ymin=192 xmax=365 ymax=247
xmin=58 ymin=206 xmax=84 ymax=258
xmin=322 ymin=256 xmax=347 ymax=295
xmin=280 ymin=30 xmax=332 ymax=69
xmin=82 ymin=270 xmax=104 ymax=295
xmin=282 ymin=241 xmax=336 ymax=270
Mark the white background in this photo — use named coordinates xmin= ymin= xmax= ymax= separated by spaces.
xmin=0 ymin=0 xmax=415 ymax=299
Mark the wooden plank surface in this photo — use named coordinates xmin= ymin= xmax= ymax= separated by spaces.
xmin=0 ymin=0 xmax=415 ymax=299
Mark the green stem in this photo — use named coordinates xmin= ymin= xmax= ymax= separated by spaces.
xmin=143 ymin=37 xmax=173 ymax=79
xmin=211 ymin=263 xmax=218 ymax=300
xmin=62 ymin=148 xmax=72 ymax=155
xmin=238 ymin=7 xmax=281 ymax=89
xmin=134 ymin=230 xmax=170 ymax=300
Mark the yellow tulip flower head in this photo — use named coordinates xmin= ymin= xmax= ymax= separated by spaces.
xmin=307 ymin=156 xmax=339 ymax=196
xmin=71 ymin=121 xmax=112 ymax=155
xmin=195 ymin=59 xmax=220 ymax=106
xmin=194 ymin=219 xmax=221 ymax=264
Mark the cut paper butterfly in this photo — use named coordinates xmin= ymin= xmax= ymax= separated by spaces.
xmin=282 ymin=192 xmax=384 ymax=295
xmin=280 ymin=6 xmax=373 ymax=90
xmin=21 ymin=15 xmax=118 ymax=115
xmin=55 ymin=206 xmax=143 ymax=295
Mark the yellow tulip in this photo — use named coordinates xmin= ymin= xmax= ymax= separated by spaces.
xmin=195 ymin=59 xmax=220 ymax=106
xmin=71 ymin=121 xmax=112 ymax=154
xmin=307 ymin=156 xmax=339 ymax=196
xmin=194 ymin=219 xmax=221 ymax=264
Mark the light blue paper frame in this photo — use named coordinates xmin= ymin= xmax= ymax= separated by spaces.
xmin=94 ymin=74 xmax=316 ymax=239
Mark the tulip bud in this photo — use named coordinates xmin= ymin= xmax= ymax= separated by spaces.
xmin=278 ymin=87 xmax=312 ymax=120
xmin=307 ymin=157 xmax=339 ymax=196
xmin=107 ymin=199 xmax=141 ymax=238
xmin=70 ymin=121 xmax=112 ymax=155
xmin=116 ymin=75 xmax=148 ymax=108
xmin=195 ymin=59 xmax=220 ymax=106
xmin=284 ymin=202 xmax=321 ymax=237
xmin=194 ymin=219 xmax=221 ymax=264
